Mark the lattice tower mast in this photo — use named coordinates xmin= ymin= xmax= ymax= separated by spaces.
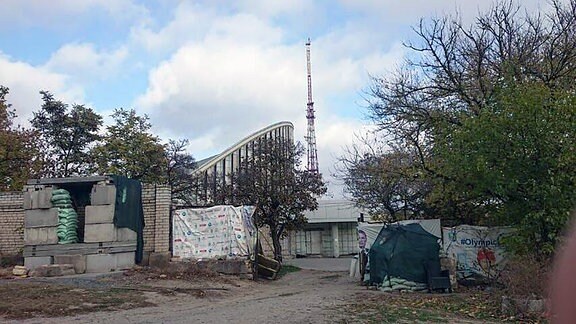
xmin=305 ymin=38 xmax=319 ymax=173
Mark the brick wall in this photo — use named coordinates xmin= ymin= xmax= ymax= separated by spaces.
xmin=142 ymin=184 xmax=171 ymax=255
xmin=0 ymin=192 xmax=24 ymax=255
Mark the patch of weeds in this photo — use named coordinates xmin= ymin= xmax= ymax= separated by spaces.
xmin=277 ymin=265 xmax=301 ymax=278
xmin=340 ymin=291 xmax=505 ymax=323
xmin=0 ymin=282 xmax=154 ymax=320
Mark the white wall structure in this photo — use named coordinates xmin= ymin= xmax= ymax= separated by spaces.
xmin=191 ymin=121 xmax=294 ymax=206
xmin=283 ymin=200 xmax=369 ymax=258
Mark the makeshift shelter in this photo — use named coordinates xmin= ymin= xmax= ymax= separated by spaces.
xmin=369 ymin=223 xmax=441 ymax=287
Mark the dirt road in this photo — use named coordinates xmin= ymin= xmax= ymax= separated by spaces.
xmin=10 ymin=269 xmax=362 ymax=324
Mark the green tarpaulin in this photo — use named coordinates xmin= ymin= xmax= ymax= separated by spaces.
xmin=369 ymin=223 xmax=440 ymax=285
xmin=112 ymin=175 xmax=145 ymax=264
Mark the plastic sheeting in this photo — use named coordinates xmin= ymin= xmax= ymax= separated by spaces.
xmin=443 ymin=225 xmax=513 ymax=280
xmin=358 ymin=219 xmax=441 ymax=251
xmin=173 ymin=205 xmax=256 ymax=259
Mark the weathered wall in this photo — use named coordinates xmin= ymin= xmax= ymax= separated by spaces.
xmin=0 ymin=192 xmax=24 ymax=255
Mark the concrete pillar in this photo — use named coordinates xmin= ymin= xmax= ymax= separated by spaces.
xmin=331 ymin=223 xmax=340 ymax=258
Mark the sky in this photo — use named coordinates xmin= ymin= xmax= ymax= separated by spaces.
xmin=0 ymin=0 xmax=559 ymax=198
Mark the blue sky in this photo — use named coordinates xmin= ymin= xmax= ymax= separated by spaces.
xmin=0 ymin=0 xmax=557 ymax=197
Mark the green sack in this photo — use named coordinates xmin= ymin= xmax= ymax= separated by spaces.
xmin=51 ymin=194 xmax=71 ymax=202
xmin=52 ymin=189 xmax=70 ymax=195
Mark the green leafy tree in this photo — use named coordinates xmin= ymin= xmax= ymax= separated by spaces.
xmin=231 ymin=137 xmax=327 ymax=262
xmin=0 ymin=86 xmax=40 ymax=190
xmin=93 ymin=108 xmax=166 ymax=183
xmin=31 ymin=91 xmax=102 ymax=177
xmin=360 ymin=0 xmax=576 ymax=257
xmin=433 ymin=83 xmax=576 ymax=257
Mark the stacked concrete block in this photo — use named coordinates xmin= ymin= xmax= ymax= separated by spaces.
xmin=25 ymin=208 xmax=59 ymax=228
xmin=54 ymin=254 xmax=86 ymax=274
xmin=90 ymin=184 xmax=116 ymax=206
xmin=84 ymin=185 xmax=116 ymax=243
xmin=86 ymin=253 xmax=117 ymax=273
xmin=24 ymin=226 xmax=58 ymax=245
xmin=24 ymin=187 xmax=59 ymax=249
xmin=24 ymin=256 xmax=53 ymax=270
xmin=23 ymin=187 xmax=53 ymax=210
xmin=84 ymin=223 xmax=116 ymax=242
xmin=117 ymin=227 xmax=137 ymax=241
xmin=83 ymin=182 xmax=136 ymax=272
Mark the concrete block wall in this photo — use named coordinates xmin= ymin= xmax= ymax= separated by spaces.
xmin=1 ymin=182 xmax=173 ymax=262
xmin=0 ymin=192 xmax=25 ymax=255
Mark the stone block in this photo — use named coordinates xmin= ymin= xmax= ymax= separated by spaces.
xmin=85 ymin=205 xmax=115 ymax=224
xmin=23 ymin=191 xmax=32 ymax=210
xmin=149 ymin=252 xmax=171 ymax=269
xmin=23 ymin=189 xmax=53 ymax=210
xmin=86 ymin=254 xmax=116 ymax=273
xmin=30 ymin=264 xmax=76 ymax=277
xmin=84 ymin=223 xmax=116 ymax=242
xmin=12 ymin=265 xmax=29 ymax=276
xmin=115 ymin=252 xmax=135 ymax=270
xmin=117 ymin=227 xmax=137 ymax=241
xmin=54 ymin=254 xmax=86 ymax=274
xmin=24 ymin=256 xmax=53 ymax=270
xmin=24 ymin=227 xmax=58 ymax=245
xmin=25 ymin=208 xmax=59 ymax=228
xmin=90 ymin=185 xmax=116 ymax=206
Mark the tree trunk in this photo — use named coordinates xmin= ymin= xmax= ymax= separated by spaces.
xmin=271 ymin=227 xmax=283 ymax=263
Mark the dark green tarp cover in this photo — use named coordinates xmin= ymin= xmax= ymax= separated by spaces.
xmin=112 ymin=175 xmax=145 ymax=264
xmin=369 ymin=223 xmax=440 ymax=285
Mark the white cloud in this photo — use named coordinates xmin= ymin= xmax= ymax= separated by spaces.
xmin=135 ymin=41 xmax=303 ymax=151
xmin=133 ymin=4 xmax=407 ymax=186
xmin=0 ymin=52 xmax=84 ymax=126
xmin=44 ymin=43 xmax=128 ymax=82
xmin=337 ymin=0 xmax=562 ymax=25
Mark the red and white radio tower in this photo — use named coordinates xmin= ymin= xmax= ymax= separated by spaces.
xmin=305 ymin=38 xmax=319 ymax=173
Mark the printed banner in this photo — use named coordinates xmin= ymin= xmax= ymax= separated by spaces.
xmin=173 ymin=205 xmax=256 ymax=259
xmin=443 ymin=225 xmax=513 ymax=280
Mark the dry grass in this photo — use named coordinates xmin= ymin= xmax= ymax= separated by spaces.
xmin=0 ymin=282 xmax=154 ymax=319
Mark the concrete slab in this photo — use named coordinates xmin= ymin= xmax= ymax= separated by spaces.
xmin=115 ymin=252 xmax=135 ymax=270
xmin=86 ymin=254 xmax=116 ymax=273
xmin=30 ymin=264 xmax=76 ymax=277
xmin=24 ymin=226 xmax=58 ymax=245
xmin=84 ymin=223 xmax=116 ymax=242
xmin=85 ymin=205 xmax=115 ymax=224
xmin=25 ymin=208 xmax=59 ymax=228
xmin=24 ymin=256 xmax=53 ymax=270
xmin=54 ymin=254 xmax=87 ymax=274
xmin=116 ymin=227 xmax=137 ymax=241
xmin=90 ymin=184 xmax=116 ymax=205
xmin=23 ymin=189 xmax=54 ymax=210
